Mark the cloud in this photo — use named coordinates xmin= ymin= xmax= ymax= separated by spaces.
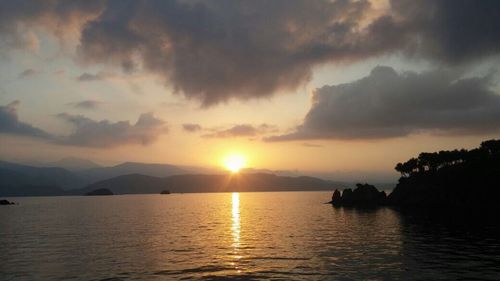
xmin=70 ymin=100 xmax=101 ymax=110
xmin=182 ymin=123 xmax=202 ymax=132
xmin=18 ymin=68 xmax=38 ymax=78
xmin=55 ymin=112 xmax=168 ymax=147
xmin=383 ymin=0 xmax=500 ymax=64
xmin=74 ymin=0 xmax=386 ymax=106
xmin=266 ymin=66 xmax=500 ymax=141
xmin=77 ymin=71 xmax=113 ymax=82
xmin=3 ymin=1 xmax=500 ymax=105
xmin=0 ymin=0 xmax=104 ymax=51
xmin=203 ymin=124 xmax=277 ymax=138
xmin=0 ymin=101 xmax=51 ymax=138
xmin=0 ymin=101 xmax=168 ymax=147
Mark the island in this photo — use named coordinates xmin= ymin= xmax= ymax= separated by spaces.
xmin=0 ymin=199 xmax=15 ymax=205
xmin=330 ymin=139 xmax=500 ymax=214
xmin=160 ymin=190 xmax=171 ymax=194
xmin=330 ymin=183 xmax=387 ymax=207
xmin=85 ymin=188 xmax=114 ymax=196
xmin=388 ymin=139 xmax=500 ymax=213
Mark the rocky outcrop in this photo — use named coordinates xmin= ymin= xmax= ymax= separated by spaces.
xmin=85 ymin=188 xmax=113 ymax=196
xmin=330 ymin=189 xmax=341 ymax=205
xmin=160 ymin=190 xmax=171 ymax=194
xmin=0 ymin=199 xmax=15 ymax=205
xmin=331 ymin=183 xmax=387 ymax=207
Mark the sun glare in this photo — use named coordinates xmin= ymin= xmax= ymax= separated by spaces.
xmin=224 ymin=154 xmax=246 ymax=173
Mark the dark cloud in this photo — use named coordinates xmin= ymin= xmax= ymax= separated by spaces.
xmin=74 ymin=0 xmax=500 ymax=105
xmin=76 ymin=0 xmax=384 ymax=106
xmin=0 ymin=0 xmax=104 ymax=51
xmin=266 ymin=66 xmax=500 ymax=141
xmin=2 ymin=1 xmax=500 ymax=105
xmin=0 ymin=101 xmax=168 ymax=147
xmin=203 ymin=124 xmax=277 ymax=138
xmin=70 ymin=100 xmax=101 ymax=110
xmin=18 ymin=68 xmax=38 ymax=78
xmin=384 ymin=0 xmax=500 ymax=64
xmin=55 ymin=112 xmax=168 ymax=147
xmin=182 ymin=123 xmax=202 ymax=132
xmin=76 ymin=71 xmax=112 ymax=82
xmin=0 ymin=101 xmax=51 ymax=138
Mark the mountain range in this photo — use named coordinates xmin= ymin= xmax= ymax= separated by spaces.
xmin=75 ymin=173 xmax=343 ymax=195
xmin=0 ymin=158 xmax=348 ymax=196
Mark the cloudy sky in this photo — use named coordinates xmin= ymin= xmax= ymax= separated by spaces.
xmin=1 ymin=0 xmax=500 ymax=182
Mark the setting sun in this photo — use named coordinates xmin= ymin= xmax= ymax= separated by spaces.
xmin=224 ymin=154 xmax=247 ymax=173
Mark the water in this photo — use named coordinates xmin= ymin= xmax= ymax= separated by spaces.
xmin=1 ymin=192 xmax=499 ymax=280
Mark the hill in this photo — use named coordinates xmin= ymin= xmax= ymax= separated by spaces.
xmin=75 ymin=174 xmax=169 ymax=195
xmin=0 ymin=168 xmax=66 ymax=196
xmin=75 ymin=172 xmax=342 ymax=195
xmin=0 ymin=160 xmax=88 ymax=192
xmin=79 ymin=162 xmax=188 ymax=183
xmin=388 ymin=139 xmax=500 ymax=213
xmin=45 ymin=157 xmax=101 ymax=171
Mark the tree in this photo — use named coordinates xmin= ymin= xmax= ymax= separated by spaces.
xmin=481 ymin=139 xmax=500 ymax=156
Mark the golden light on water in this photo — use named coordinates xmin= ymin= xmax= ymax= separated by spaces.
xmin=224 ymin=154 xmax=247 ymax=173
xmin=231 ymin=192 xmax=240 ymax=248
xmin=231 ymin=192 xmax=242 ymax=271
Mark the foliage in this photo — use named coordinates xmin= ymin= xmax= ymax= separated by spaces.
xmin=394 ymin=139 xmax=500 ymax=177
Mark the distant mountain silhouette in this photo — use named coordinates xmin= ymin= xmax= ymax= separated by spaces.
xmin=1 ymin=159 xmax=349 ymax=196
xmin=0 ymin=160 xmax=88 ymax=193
xmin=75 ymin=174 xmax=169 ymax=195
xmin=79 ymin=162 xmax=188 ymax=183
xmin=74 ymin=172 xmax=342 ymax=195
xmin=0 ymin=168 xmax=65 ymax=196
xmin=44 ymin=157 xmax=101 ymax=171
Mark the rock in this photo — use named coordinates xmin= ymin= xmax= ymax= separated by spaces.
xmin=341 ymin=188 xmax=354 ymax=206
xmin=0 ymin=199 xmax=15 ymax=205
xmin=85 ymin=188 xmax=113 ymax=196
xmin=331 ymin=189 xmax=341 ymax=206
xmin=160 ymin=190 xmax=171 ymax=194
xmin=330 ymin=183 xmax=386 ymax=208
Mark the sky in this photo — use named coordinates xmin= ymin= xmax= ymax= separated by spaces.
xmin=1 ymin=0 xmax=500 ymax=182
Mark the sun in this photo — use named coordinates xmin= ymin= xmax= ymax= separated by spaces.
xmin=223 ymin=154 xmax=247 ymax=173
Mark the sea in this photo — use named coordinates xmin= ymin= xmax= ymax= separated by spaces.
xmin=1 ymin=191 xmax=499 ymax=280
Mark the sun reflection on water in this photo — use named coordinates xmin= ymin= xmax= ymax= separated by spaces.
xmin=231 ymin=192 xmax=240 ymax=248
xmin=231 ymin=192 xmax=242 ymax=271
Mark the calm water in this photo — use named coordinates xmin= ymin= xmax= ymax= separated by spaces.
xmin=1 ymin=192 xmax=499 ymax=280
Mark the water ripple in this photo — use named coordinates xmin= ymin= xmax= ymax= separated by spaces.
xmin=1 ymin=192 xmax=499 ymax=280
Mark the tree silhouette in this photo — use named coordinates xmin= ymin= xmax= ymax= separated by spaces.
xmin=395 ymin=140 xmax=500 ymax=177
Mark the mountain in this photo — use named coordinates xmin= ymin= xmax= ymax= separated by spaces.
xmin=79 ymin=162 xmax=188 ymax=183
xmin=0 ymin=169 xmax=64 ymax=196
xmin=163 ymin=173 xmax=339 ymax=193
xmin=45 ymin=157 xmax=101 ymax=171
xmin=0 ymin=160 xmax=88 ymax=192
xmin=75 ymin=174 xmax=168 ymax=195
xmin=75 ymin=172 xmax=344 ymax=195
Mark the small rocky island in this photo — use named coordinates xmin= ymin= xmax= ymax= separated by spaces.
xmin=0 ymin=199 xmax=15 ymax=205
xmin=330 ymin=183 xmax=387 ymax=207
xmin=85 ymin=188 xmax=114 ymax=196
xmin=160 ymin=190 xmax=171 ymax=194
